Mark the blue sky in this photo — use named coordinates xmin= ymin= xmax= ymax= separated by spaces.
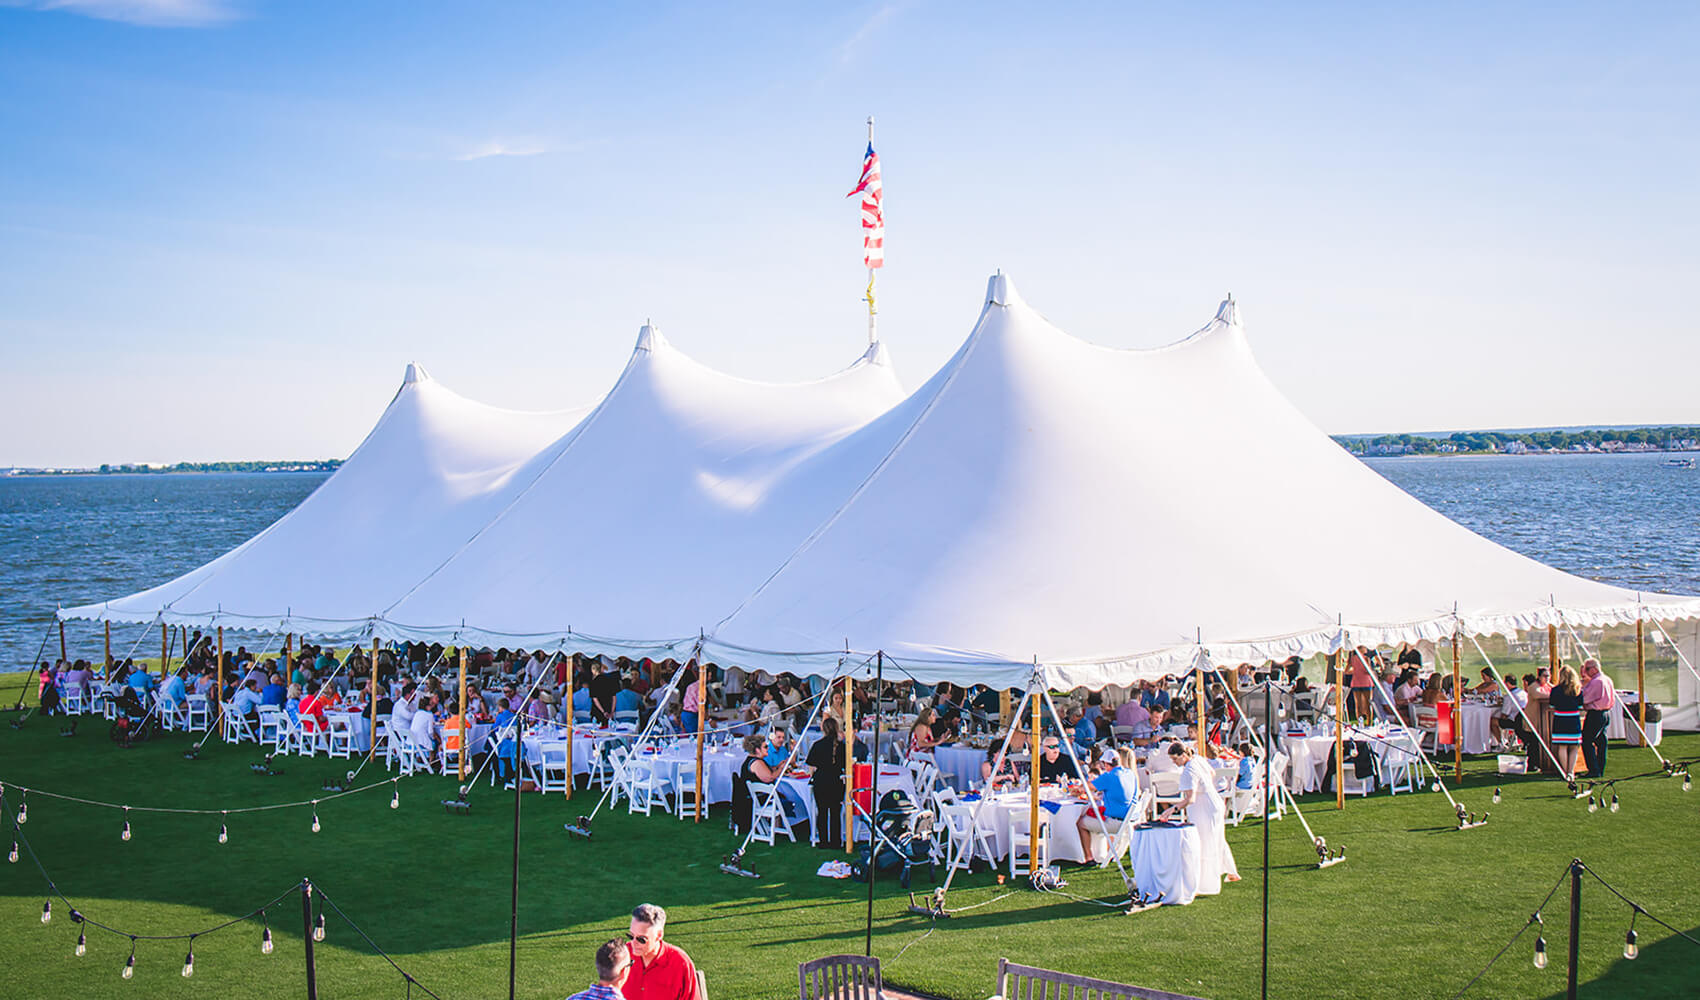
xmin=2 ymin=1 xmax=1696 ymax=465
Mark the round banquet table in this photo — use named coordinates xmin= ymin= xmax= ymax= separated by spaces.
xmin=1456 ymin=702 xmax=1494 ymax=755
xmin=1131 ymin=822 xmax=1201 ymax=905
xmin=1280 ymin=726 xmax=1413 ymax=793
xmin=964 ymin=789 xmax=1091 ymax=864
xmin=931 ymin=744 xmax=984 ymax=790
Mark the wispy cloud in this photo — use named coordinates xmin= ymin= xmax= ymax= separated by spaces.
xmin=453 ymin=139 xmax=550 ymax=162
xmin=21 ymin=0 xmax=242 ymax=27
xmin=838 ymin=4 xmax=899 ymax=64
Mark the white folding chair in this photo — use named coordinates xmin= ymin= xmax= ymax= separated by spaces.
xmin=325 ymin=716 xmax=356 ymax=759
xmin=220 ymin=703 xmax=250 ymax=744
xmin=1149 ymin=771 xmax=1184 ymax=811
xmin=256 ymin=707 xmax=284 ymax=746
xmin=537 ymin=742 xmax=572 ymax=795
xmin=605 ymin=745 xmax=634 ymax=805
xmin=613 ymin=709 xmax=640 ymax=726
xmin=1380 ymin=733 xmax=1421 ymax=795
xmin=936 ymin=802 xmax=996 ymax=873
xmin=184 ymin=696 xmax=210 ymax=733
xmin=626 ymin=756 xmax=673 ymax=816
xmin=675 ymin=762 xmax=702 ymax=820
xmin=1008 ymin=813 xmax=1049 ymax=879
xmin=1413 ymin=706 xmax=1441 ymax=752
xmin=438 ymin=725 xmax=463 ymax=776
xmin=746 ymin=781 xmax=794 ymax=845
xmin=63 ymin=687 xmax=87 ymax=715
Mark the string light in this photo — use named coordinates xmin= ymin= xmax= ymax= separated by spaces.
xmin=1624 ymin=927 xmax=1639 ymax=960
xmin=1492 ymin=787 xmax=1501 ymax=804
xmin=260 ymin=913 xmax=273 ymax=955
xmin=120 ymin=807 xmax=131 ymax=842
xmin=1610 ymin=793 xmax=1620 ymax=813
xmin=1588 ymin=796 xmax=1598 ymax=813
xmin=312 ymin=912 xmax=326 ymax=942
xmin=218 ymin=812 xmax=228 ymax=845
xmin=1430 ymin=780 xmax=1441 ymax=793
xmin=16 ymin=793 xmax=27 ymax=825
xmin=75 ymin=928 xmax=86 ymax=957
xmin=122 ymin=939 xmax=135 ymax=979
xmin=310 ymin=803 xmax=321 ymax=834
xmin=391 ymin=780 xmax=400 ymax=810
xmin=8 ymin=840 xmax=17 ymax=863
xmin=1533 ymin=934 xmax=1548 ymax=969
xmin=41 ymin=900 xmax=51 ymax=924
xmin=181 ymin=937 xmax=195 ymax=978
xmin=1683 ymin=770 xmax=1692 ymax=792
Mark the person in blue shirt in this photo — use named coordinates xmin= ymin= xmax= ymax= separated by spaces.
xmin=491 ymin=698 xmax=518 ymax=785
xmin=127 ymin=665 xmax=157 ymax=700
xmin=260 ymin=674 xmax=287 ymax=707
xmin=564 ymin=938 xmax=630 ymax=1000
xmin=613 ymin=677 xmax=643 ymax=715
xmin=1234 ymin=742 xmax=1257 ymax=790
xmin=572 ymin=685 xmax=593 ymax=718
xmin=763 ymin=727 xmax=791 ymax=770
xmin=1142 ymin=681 xmax=1171 ymax=712
xmin=1070 ymin=706 xmax=1097 ymax=749
xmin=1077 ymin=746 xmax=1140 ymax=866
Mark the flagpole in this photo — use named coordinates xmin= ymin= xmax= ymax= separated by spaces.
xmin=863 ymin=114 xmax=877 ymax=343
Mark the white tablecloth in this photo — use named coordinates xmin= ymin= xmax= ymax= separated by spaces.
xmin=324 ymin=711 xmax=372 ymax=752
xmin=964 ymin=790 xmax=1090 ymax=864
xmin=1280 ymin=727 xmax=1416 ymax=793
xmin=932 ymin=744 xmax=984 ymax=790
xmin=1456 ymin=703 xmax=1494 ymax=755
xmin=1132 ymin=823 xmax=1201 ymax=905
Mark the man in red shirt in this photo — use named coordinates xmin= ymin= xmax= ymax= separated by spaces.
xmin=622 ymin=903 xmax=698 ymax=1000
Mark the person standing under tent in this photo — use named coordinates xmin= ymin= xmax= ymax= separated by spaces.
xmin=1157 ymin=741 xmax=1240 ymax=891
xmin=590 ymin=657 xmax=622 ymax=724
xmin=1347 ymin=646 xmax=1375 ymax=723
xmin=806 ymin=716 xmax=864 ymax=849
xmin=678 ymin=664 xmax=700 ymax=735
xmin=1548 ymin=665 xmax=1584 ymax=779
xmin=1579 ymin=658 xmax=1615 ymax=778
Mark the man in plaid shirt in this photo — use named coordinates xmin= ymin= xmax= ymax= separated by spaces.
xmin=565 ymin=939 xmax=630 ymax=1000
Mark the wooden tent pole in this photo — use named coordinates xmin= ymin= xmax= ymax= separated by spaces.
xmin=103 ymin=620 xmax=111 ymax=671
xmin=1334 ymin=647 xmax=1347 ymax=810
xmin=1195 ymin=663 xmax=1209 ymax=756
xmin=161 ymin=623 xmax=169 ymax=673
xmin=1029 ymin=672 xmax=1042 ymax=879
xmin=216 ymin=625 xmax=225 ymax=735
xmin=1452 ymin=631 xmax=1463 ymax=782
xmin=58 ymin=620 xmax=67 ymax=663
xmin=1548 ymin=624 xmax=1560 ymax=678
xmin=694 ymin=660 xmax=707 ymax=823
xmin=370 ymin=638 xmax=380 ymax=758
xmin=843 ymin=673 xmax=854 ymax=856
xmin=1636 ymin=618 xmax=1646 ymax=731
xmin=563 ymin=656 xmax=574 ymax=800
xmin=458 ymin=647 xmax=469 ymax=782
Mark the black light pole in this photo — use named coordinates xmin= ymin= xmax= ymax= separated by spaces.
xmin=864 ymin=652 xmax=883 ymax=957
xmin=300 ymin=878 xmax=318 ymax=1000
xmin=1566 ymin=858 xmax=1583 ymax=1000
xmin=510 ymin=712 xmax=525 ymax=1000
xmin=1262 ymin=679 xmax=1273 ymax=1000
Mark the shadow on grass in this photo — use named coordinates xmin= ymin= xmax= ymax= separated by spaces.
xmin=1539 ymin=923 xmax=1700 ymax=999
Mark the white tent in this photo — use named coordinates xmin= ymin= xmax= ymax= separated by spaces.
xmin=63 ymin=275 xmax=1700 ymax=689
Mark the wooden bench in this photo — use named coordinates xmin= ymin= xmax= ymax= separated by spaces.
xmin=994 ymin=958 xmax=1208 ymax=1000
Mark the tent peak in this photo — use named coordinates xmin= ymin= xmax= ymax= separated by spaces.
xmin=985 ymin=271 xmax=1024 ymax=308
xmin=1215 ymin=294 xmax=1239 ymax=327
xmin=634 ymin=321 xmax=667 ymax=354
xmin=403 ymin=362 xmax=431 ymax=384
xmin=857 ymin=339 xmax=891 ymax=369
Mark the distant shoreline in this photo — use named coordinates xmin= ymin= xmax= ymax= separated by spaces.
xmin=3 ymin=462 xmax=339 ymax=477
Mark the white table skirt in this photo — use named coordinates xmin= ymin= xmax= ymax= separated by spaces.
xmin=1132 ymin=823 xmax=1201 ymax=905
xmin=324 ymin=712 xmax=372 ymax=752
xmin=964 ymin=792 xmax=1090 ymax=864
xmin=1457 ymin=703 xmax=1494 ymax=755
xmin=1280 ymin=727 xmax=1416 ymax=793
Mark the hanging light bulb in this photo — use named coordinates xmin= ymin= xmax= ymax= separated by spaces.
xmin=1534 ymin=934 xmax=1548 ymax=969
xmin=8 ymin=840 xmax=17 ymax=863
xmin=1624 ymin=928 xmax=1639 ymax=960
xmin=391 ymin=783 xmax=400 ymax=809
xmin=17 ymin=799 xmax=27 ymax=825
xmin=1588 ymin=796 xmax=1598 ymax=813
xmin=122 ymin=944 xmax=136 ymax=979
xmin=1683 ymin=770 xmax=1692 ymax=792
xmin=218 ymin=822 xmax=228 ymax=845
xmin=1610 ymin=793 xmax=1620 ymax=813
xmin=1430 ymin=780 xmax=1441 ymax=793
xmin=41 ymin=900 xmax=52 ymax=924
xmin=310 ymin=811 xmax=321 ymax=834
xmin=313 ymin=912 xmax=326 ymax=942
xmin=1492 ymin=787 xmax=1501 ymax=804
xmin=181 ymin=939 xmax=195 ymax=978
xmin=260 ymin=921 xmax=273 ymax=955
xmin=120 ymin=808 xmax=131 ymax=841
xmin=75 ymin=929 xmax=86 ymax=957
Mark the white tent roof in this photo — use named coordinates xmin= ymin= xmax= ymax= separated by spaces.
xmin=64 ymin=275 xmax=1700 ymax=686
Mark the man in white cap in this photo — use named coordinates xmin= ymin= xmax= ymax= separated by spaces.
xmin=1076 ymin=746 xmax=1139 ymax=866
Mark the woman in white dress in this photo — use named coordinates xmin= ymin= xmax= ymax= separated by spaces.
xmin=1156 ymin=742 xmax=1240 ymax=893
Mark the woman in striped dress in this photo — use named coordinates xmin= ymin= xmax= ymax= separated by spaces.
xmin=1548 ymin=665 xmax=1584 ymax=779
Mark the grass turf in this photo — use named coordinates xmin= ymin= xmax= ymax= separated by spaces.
xmin=0 ymin=677 xmax=1696 ymax=999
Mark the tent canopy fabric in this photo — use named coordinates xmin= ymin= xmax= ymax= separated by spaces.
xmin=63 ymin=275 xmax=1700 ymax=688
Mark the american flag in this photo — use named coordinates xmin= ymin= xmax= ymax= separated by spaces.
xmin=846 ymin=143 xmax=884 ymax=269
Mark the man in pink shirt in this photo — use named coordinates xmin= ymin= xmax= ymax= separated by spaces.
xmin=1579 ymin=659 xmax=1615 ymax=778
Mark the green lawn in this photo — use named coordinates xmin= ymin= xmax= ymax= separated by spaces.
xmin=0 ymin=678 xmax=1696 ymax=999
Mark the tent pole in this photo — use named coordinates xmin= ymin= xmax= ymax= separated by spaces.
xmin=865 ymin=651 xmax=883 ymax=958
xmin=1452 ymin=630 xmax=1463 ymax=782
xmin=1548 ymin=624 xmax=1560 ymax=680
xmin=1195 ymin=662 xmax=1208 ymax=755
xmin=103 ymin=620 xmax=111 ymax=670
xmin=564 ymin=655 xmax=574 ymax=801
xmin=161 ymin=623 xmax=169 ymax=674
xmin=458 ymin=647 xmax=469 ymax=782
xmin=369 ymin=638 xmax=380 ymax=760
xmin=1029 ymin=664 xmax=1042 ymax=879
xmin=1334 ymin=644 xmax=1347 ymax=810
xmin=216 ymin=625 xmax=225 ymax=735
xmin=58 ymin=620 xmax=67 ymax=664
xmin=694 ymin=658 xmax=706 ymax=824
xmin=1636 ymin=618 xmax=1646 ymax=732
xmin=843 ymin=672 xmax=854 ymax=855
